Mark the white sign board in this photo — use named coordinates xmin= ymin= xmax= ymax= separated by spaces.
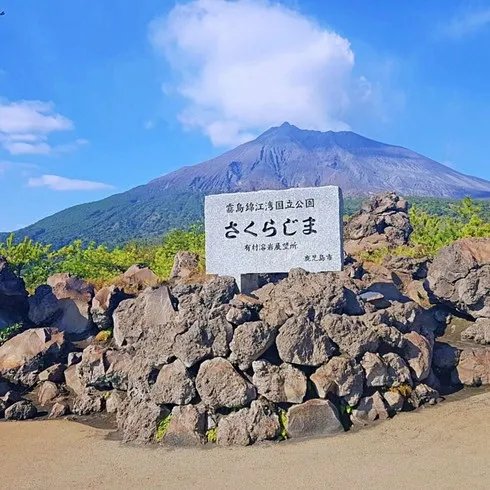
xmin=205 ymin=186 xmax=344 ymax=289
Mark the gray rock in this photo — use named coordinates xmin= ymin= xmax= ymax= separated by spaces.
xmin=427 ymin=238 xmax=490 ymax=319
xmin=163 ymin=405 xmax=207 ymax=446
xmin=361 ymin=352 xmax=389 ymax=387
xmin=91 ymin=285 xmax=131 ymax=330
xmin=173 ymin=317 xmax=233 ymax=368
xmin=226 ymin=306 xmax=253 ymax=326
xmin=256 ymin=270 xmax=363 ymax=329
xmin=116 ymin=264 xmax=159 ymax=291
xmin=196 ymin=358 xmax=256 ymax=409
xmin=461 ymin=319 xmax=490 ymax=345
xmin=29 ymin=273 xmax=95 ymax=336
xmin=0 ymin=328 xmax=66 ymax=387
xmin=322 ymin=314 xmax=380 ymax=358
xmin=64 ymin=364 xmax=86 ymax=396
xmin=402 ymin=332 xmax=433 ymax=382
xmin=382 ymin=353 xmax=412 ymax=387
xmin=106 ymin=391 xmax=125 ymax=414
xmin=229 ymin=321 xmax=277 ymax=370
xmin=151 ymin=360 xmax=196 ymax=405
xmin=5 ymin=400 xmax=37 ymax=420
xmin=369 ymin=301 xmax=428 ymax=334
xmin=344 ymin=192 xmax=412 ymax=255
xmin=432 ymin=342 xmax=460 ymax=371
xmin=217 ymin=409 xmax=251 ymax=446
xmin=49 ymin=402 xmax=70 ymax=419
xmin=276 ymin=313 xmax=336 ymax=367
xmin=113 ymin=285 xmax=177 ymax=347
xmin=72 ymin=390 xmax=104 ymax=415
xmin=0 ymin=258 xmax=29 ymax=318
xmin=217 ymin=399 xmax=280 ymax=446
xmin=383 ymin=391 xmax=404 ymax=412
xmin=410 ymin=383 xmax=439 ymax=408
xmin=117 ymin=398 xmax=170 ymax=444
xmin=38 ymin=381 xmax=60 ymax=406
xmin=452 ymin=347 xmax=490 ymax=386
xmin=201 ymin=276 xmax=239 ymax=310
xmin=310 ymin=357 xmax=364 ymax=406
xmin=248 ymin=398 xmax=281 ymax=443
xmin=38 ymin=363 xmax=65 ymax=384
xmin=351 ymin=392 xmax=389 ymax=427
xmin=252 ymin=361 xmax=307 ymax=404
xmin=170 ymin=251 xmax=200 ymax=282
xmin=287 ymin=399 xmax=343 ymax=438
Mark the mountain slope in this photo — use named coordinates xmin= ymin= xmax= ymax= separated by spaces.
xmin=7 ymin=123 xmax=490 ymax=247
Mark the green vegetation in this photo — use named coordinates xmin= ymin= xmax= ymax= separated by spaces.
xmin=0 ymin=323 xmax=25 ymax=346
xmin=0 ymin=225 xmax=205 ymax=292
xmin=155 ymin=414 xmax=172 ymax=442
xmin=206 ymin=427 xmax=218 ymax=443
xmin=277 ymin=409 xmax=288 ymax=441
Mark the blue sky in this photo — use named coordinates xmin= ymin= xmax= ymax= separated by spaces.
xmin=1 ymin=0 xmax=490 ymax=231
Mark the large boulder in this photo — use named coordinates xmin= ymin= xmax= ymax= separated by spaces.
xmin=216 ymin=399 xmax=281 ymax=446
xmin=310 ymin=357 xmax=364 ymax=406
xmin=452 ymin=346 xmax=490 ymax=386
xmin=344 ymin=192 xmax=412 ymax=255
xmin=287 ymin=399 xmax=343 ymax=438
xmin=151 ymin=360 xmax=196 ymax=405
xmin=0 ymin=328 xmax=66 ymax=386
xmin=229 ymin=321 xmax=277 ymax=370
xmin=322 ymin=314 xmax=380 ymax=358
xmin=113 ymin=286 xmax=177 ymax=347
xmin=0 ymin=257 xmax=28 ymax=321
xmin=350 ymin=392 xmax=389 ymax=427
xmin=162 ymin=405 xmax=206 ymax=446
xmin=255 ymin=268 xmax=363 ymax=329
xmin=276 ymin=312 xmax=336 ymax=366
xmin=172 ymin=317 xmax=233 ymax=368
xmin=252 ymin=361 xmax=307 ymax=404
xmin=169 ymin=251 xmax=200 ymax=283
xmin=117 ymin=398 xmax=170 ymax=444
xmin=195 ymin=358 xmax=256 ymax=409
xmin=116 ymin=264 xmax=159 ymax=291
xmin=4 ymin=400 xmax=37 ymax=420
xmin=461 ymin=318 xmax=490 ymax=345
xmin=91 ymin=285 xmax=132 ymax=330
xmin=28 ymin=274 xmax=95 ymax=337
xmin=402 ymin=332 xmax=433 ymax=382
xmin=427 ymin=238 xmax=490 ymax=319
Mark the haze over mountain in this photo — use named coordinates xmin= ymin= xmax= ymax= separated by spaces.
xmin=8 ymin=123 xmax=490 ymax=247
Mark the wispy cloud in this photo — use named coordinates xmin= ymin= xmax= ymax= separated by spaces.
xmin=0 ymin=99 xmax=87 ymax=155
xmin=27 ymin=174 xmax=114 ymax=191
xmin=438 ymin=7 xmax=490 ymax=39
xmin=0 ymin=160 xmax=38 ymax=177
xmin=150 ymin=0 xmax=359 ymax=147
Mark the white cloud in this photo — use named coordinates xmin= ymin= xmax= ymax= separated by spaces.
xmin=27 ymin=174 xmax=114 ymax=191
xmin=0 ymin=160 xmax=38 ymax=178
xmin=0 ymin=99 xmax=86 ymax=155
xmin=150 ymin=0 xmax=358 ymax=146
xmin=439 ymin=8 xmax=490 ymax=38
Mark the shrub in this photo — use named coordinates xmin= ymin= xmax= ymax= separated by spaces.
xmin=0 ymin=323 xmax=25 ymax=346
xmin=206 ymin=427 xmax=218 ymax=443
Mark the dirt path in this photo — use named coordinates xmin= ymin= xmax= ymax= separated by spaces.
xmin=2 ymin=390 xmax=490 ymax=490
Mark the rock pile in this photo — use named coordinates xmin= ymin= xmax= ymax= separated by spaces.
xmin=0 ymin=193 xmax=489 ymax=448
xmin=344 ymin=192 xmax=412 ymax=255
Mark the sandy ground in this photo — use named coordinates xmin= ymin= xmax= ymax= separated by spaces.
xmin=2 ymin=391 xmax=490 ymax=490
